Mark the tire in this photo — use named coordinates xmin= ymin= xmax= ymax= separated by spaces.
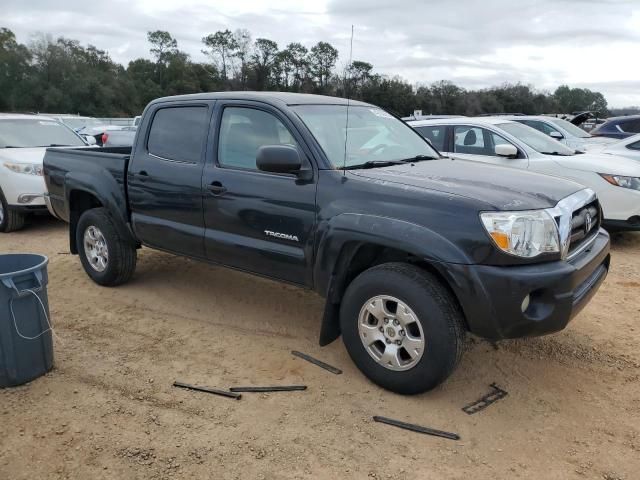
xmin=0 ymin=187 xmax=26 ymax=233
xmin=340 ymin=262 xmax=465 ymax=395
xmin=76 ymin=208 xmax=137 ymax=286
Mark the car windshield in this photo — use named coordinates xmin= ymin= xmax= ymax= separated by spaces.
xmin=0 ymin=119 xmax=86 ymax=148
xmin=548 ymin=117 xmax=591 ymax=138
xmin=292 ymin=105 xmax=439 ymax=168
xmin=61 ymin=117 xmax=103 ymax=130
xmin=497 ymin=122 xmax=576 ymax=156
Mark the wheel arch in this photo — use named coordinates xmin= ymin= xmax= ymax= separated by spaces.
xmin=65 ymin=181 xmax=136 ymax=254
xmin=315 ymin=214 xmax=471 ymax=346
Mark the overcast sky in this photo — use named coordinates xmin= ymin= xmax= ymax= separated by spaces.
xmin=3 ymin=0 xmax=639 ymax=107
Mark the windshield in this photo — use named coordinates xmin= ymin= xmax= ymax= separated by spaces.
xmin=497 ymin=122 xmax=576 ymax=156
xmin=292 ymin=105 xmax=439 ymax=168
xmin=548 ymin=117 xmax=591 ymax=138
xmin=61 ymin=117 xmax=103 ymax=131
xmin=0 ymin=119 xmax=86 ymax=148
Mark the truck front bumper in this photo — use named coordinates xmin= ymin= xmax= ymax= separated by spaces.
xmin=443 ymin=229 xmax=610 ymax=339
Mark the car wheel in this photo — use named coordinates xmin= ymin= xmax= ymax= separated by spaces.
xmin=0 ymin=187 xmax=26 ymax=233
xmin=340 ymin=262 xmax=465 ymax=395
xmin=76 ymin=208 xmax=137 ymax=286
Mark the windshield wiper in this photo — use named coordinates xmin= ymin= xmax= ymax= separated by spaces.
xmin=343 ymin=160 xmax=406 ymax=170
xmin=1 ymin=146 xmax=22 ymax=148
xmin=39 ymin=144 xmax=73 ymax=147
xmin=399 ymin=154 xmax=439 ymax=163
xmin=541 ymin=151 xmax=571 ymax=156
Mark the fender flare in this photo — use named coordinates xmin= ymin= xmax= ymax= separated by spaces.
xmin=64 ymin=171 xmax=136 ymax=252
xmin=314 ymin=213 xmax=472 ymax=345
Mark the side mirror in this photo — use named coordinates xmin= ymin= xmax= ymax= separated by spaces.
xmin=549 ymin=131 xmax=563 ymax=139
xmin=257 ymin=145 xmax=303 ymax=174
xmin=84 ymin=135 xmax=97 ymax=145
xmin=495 ymin=144 xmax=518 ymax=157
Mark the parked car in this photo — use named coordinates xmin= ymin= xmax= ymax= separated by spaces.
xmin=0 ymin=114 xmax=87 ymax=232
xmin=409 ymin=117 xmax=640 ymax=231
xmin=401 ymin=114 xmax=463 ymax=121
xmin=592 ymin=134 xmax=640 ymax=162
xmin=497 ymin=115 xmax=617 ymax=152
xmin=44 ymin=92 xmax=610 ymax=394
xmin=46 ymin=115 xmax=120 ymax=146
xmin=102 ymin=126 xmax=137 ymax=147
xmin=591 ymin=115 xmax=640 ymax=139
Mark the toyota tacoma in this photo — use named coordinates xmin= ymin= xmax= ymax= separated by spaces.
xmin=43 ymin=92 xmax=610 ymax=394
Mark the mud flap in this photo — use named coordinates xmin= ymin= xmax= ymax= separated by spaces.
xmin=319 ymin=300 xmax=340 ymax=346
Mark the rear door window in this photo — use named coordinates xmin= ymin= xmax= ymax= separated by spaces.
xmin=624 ymin=120 xmax=640 ymax=133
xmin=414 ymin=126 xmax=447 ymax=151
xmin=147 ymin=106 xmax=209 ymax=163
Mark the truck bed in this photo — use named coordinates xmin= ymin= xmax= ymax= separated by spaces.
xmin=43 ymin=146 xmax=131 ymax=223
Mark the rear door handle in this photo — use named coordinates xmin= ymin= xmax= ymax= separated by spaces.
xmin=207 ymin=181 xmax=227 ymax=195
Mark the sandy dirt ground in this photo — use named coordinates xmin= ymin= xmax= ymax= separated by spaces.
xmin=0 ymin=217 xmax=639 ymax=480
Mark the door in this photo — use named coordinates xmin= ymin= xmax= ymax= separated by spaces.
xmin=450 ymin=125 xmax=529 ymax=169
xmin=201 ymin=103 xmax=317 ymax=286
xmin=128 ymin=103 xmax=212 ymax=258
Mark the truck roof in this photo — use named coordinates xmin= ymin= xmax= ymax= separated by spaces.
xmin=150 ymin=91 xmax=373 ymax=108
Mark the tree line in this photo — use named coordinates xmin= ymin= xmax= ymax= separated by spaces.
xmin=0 ymin=27 xmax=614 ymax=118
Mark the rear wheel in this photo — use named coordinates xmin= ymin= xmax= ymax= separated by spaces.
xmin=76 ymin=208 xmax=137 ymax=286
xmin=340 ymin=262 xmax=465 ymax=395
xmin=0 ymin=188 xmax=26 ymax=233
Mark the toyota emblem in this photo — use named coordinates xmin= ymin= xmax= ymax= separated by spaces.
xmin=584 ymin=212 xmax=592 ymax=234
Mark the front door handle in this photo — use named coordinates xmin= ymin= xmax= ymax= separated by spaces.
xmin=207 ymin=181 xmax=227 ymax=196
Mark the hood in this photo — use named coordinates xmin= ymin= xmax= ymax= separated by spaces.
xmin=0 ymin=147 xmax=47 ymax=165
xmin=350 ymin=158 xmax=583 ymax=210
xmin=585 ymin=136 xmax=617 ymax=145
xmin=552 ymin=152 xmax=640 ymax=176
xmin=578 ymin=137 xmax=618 ymax=153
xmin=0 ymin=145 xmax=85 ymax=165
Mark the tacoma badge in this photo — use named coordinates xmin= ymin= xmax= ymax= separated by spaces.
xmin=264 ymin=230 xmax=300 ymax=242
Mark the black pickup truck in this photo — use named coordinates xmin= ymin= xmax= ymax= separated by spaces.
xmin=43 ymin=92 xmax=610 ymax=394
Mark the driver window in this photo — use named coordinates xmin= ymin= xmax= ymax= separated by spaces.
xmin=454 ymin=126 xmax=513 ymax=157
xmin=520 ymin=120 xmax=558 ymax=137
xmin=488 ymin=132 xmax=513 ymax=155
xmin=454 ymin=126 xmax=485 ymax=154
xmin=218 ymin=107 xmax=299 ymax=170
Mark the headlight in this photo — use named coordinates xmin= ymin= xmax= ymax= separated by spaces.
xmin=599 ymin=174 xmax=640 ymax=191
xmin=3 ymin=162 xmax=43 ymax=176
xmin=480 ymin=210 xmax=560 ymax=258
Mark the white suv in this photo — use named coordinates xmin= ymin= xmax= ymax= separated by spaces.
xmin=409 ymin=117 xmax=640 ymax=231
xmin=0 ymin=114 xmax=87 ymax=232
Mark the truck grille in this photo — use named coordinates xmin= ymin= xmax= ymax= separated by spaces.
xmin=567 ymin=199 xmax=600 ymax=256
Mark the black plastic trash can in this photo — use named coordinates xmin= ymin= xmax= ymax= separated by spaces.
xmin=0 ymin=254 xmax=53 ymax=387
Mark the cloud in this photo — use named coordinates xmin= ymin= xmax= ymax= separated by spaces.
xmin=2 ymin=0 xmax=639 ymax=107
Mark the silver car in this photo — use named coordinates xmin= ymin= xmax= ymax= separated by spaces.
xmin=498 ymin=115 xmax=617 ymax=152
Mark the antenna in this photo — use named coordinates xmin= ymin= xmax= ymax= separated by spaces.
xmin=342 ymin=25 xmax=354 ymax=174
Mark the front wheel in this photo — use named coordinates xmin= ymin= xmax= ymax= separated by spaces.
xmin=76 ymin=208 xmax=137 ymax=286
xmin=0 ymin=188 xmax=26 ymax=233
xmin=340 ymin=263 xmax=466 ymax=395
